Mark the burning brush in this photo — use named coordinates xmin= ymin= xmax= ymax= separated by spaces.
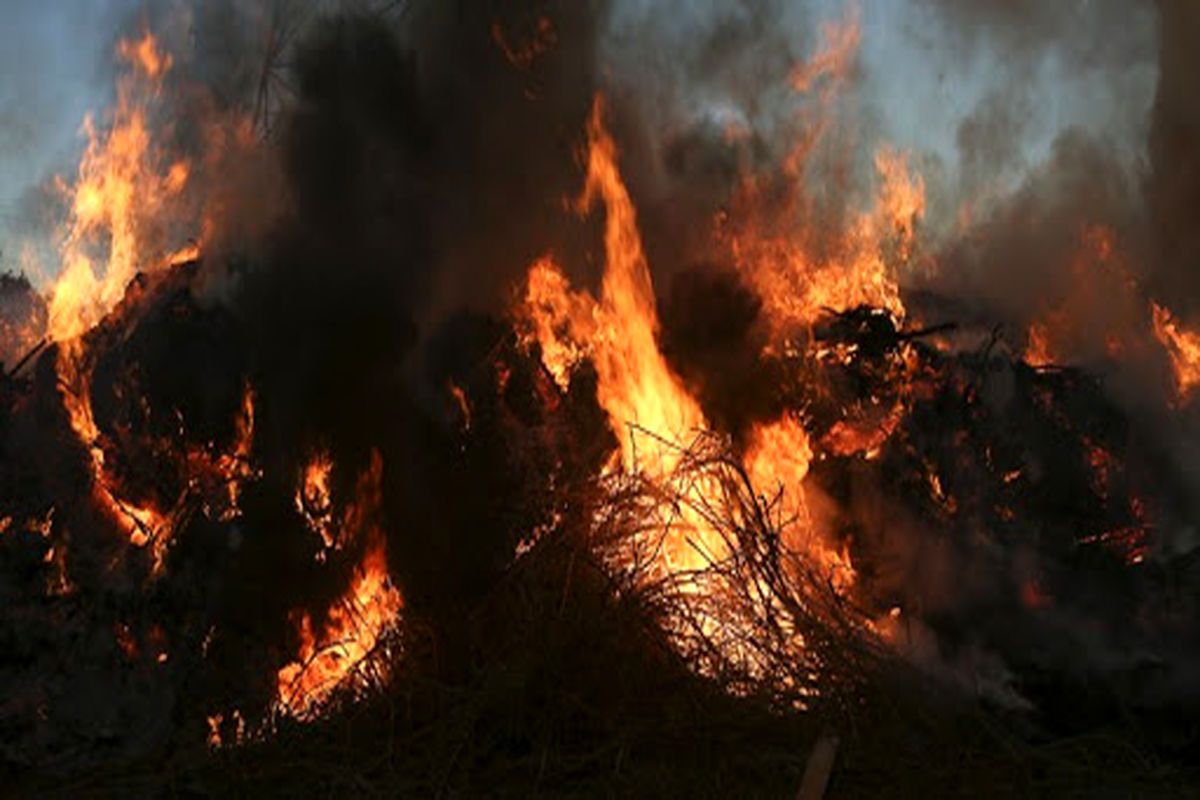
xmin=3 ymin=1 xmax=1200 ymax=796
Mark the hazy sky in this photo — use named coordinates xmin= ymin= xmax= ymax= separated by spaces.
xmin=0 ymin=2 xmax=143 ymax=235
xmin=0 ymin=0 xmax=1159 ymax=280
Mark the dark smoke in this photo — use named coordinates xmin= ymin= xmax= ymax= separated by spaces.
xmin=1148 ymin=0 xmax=1200 ymax=317
xmin=222 ymin=0 xmax=615 ymax=628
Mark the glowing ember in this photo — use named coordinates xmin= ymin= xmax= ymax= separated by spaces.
xmin=448 ymin=381 xmax=472 ymax=431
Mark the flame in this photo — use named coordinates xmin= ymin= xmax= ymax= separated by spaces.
xmin=48 ymin=32 xmax=191 ymax=343
xmin=521 ymin=96 xmax=856 ymax=604
xmin=448 ymin=381 xmax=472 ymax=431
xmin=821 ymin=409 xmax=903 ymax=459
xmin=1152 ymin=302 xmax=1200 ymax=401
xmin=789 ymin=3 xmax=860 ymax=96
xmin=729 ymin=146 xmax=922 ymax=336
xmin=746 ymin=415 xmax=857 ymax=591
xmin=722 ymin=6 xmax=926 ymax=341
xmin=38 ymin=31 xmax=251 ymax=573
xmin=521 ymin=98 xmax=716 ymax=576
xmin=276 ymin=451 xmax=403 ymax=720
xmin=520 ymin=256 xmax=590 ymax=391
xmin=784 ymin=2 xmax=862 ymax=175
xmin=1025 ymin=322 xmax=1055 ymax=368
xmin=1025 ymin=225 xmax=1142 ymax=368
xmin=185 ymin=382 xmax=258 ymax=523
xmin=206 ymin=709 xmax=246 ymax=749
xmin=117 ymin=31 xmax=173 ymax=79
xmin=575 ymin=98 xmax=708 ymax=473
xmin=47 ymin=32 xmax=180 ymax=546
xmin=57 ymin=340 xmax=171 ymax=559
xmin=295 ymin=450 xmax=335 ymax=551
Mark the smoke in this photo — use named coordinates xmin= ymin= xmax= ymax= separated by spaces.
xmin=1148 ymin=0 xmax=1200 ymax=317
xmin=580 ymin=0 xmax=1200 ymax=721
xmin=6 ymin=0 xmax=1200 ymax=755
xmin=0 ymin=2 xmax=145 ymax=237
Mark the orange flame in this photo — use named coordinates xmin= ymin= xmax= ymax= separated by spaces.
xmin=521 ymin=98 xmax=716 ymax=576
xmin=520 ymin=96 xmax=853 ymax=600
xmin=1025 ymin=321 xmax=1055 ymax=368
xmin=789 ymin=3 xmax=861 ymax=95
xmin=48 ymin=32 xmax=192 ymax=343
xmin=575 ymin=98 xmax=708 ymax=474
xmin=117 ymin=30 xmax=173 ymax=79
xmin=295 ymin=450 xmax=335 ymax=552
xmin=40 ymin=31 xmax=245 ymax=571
xmin=1024 ymin=225 xmax=1142 ymax=368
xmin=276 ymin=451 xmax=403 ymax=720
xmin=724 ymin=5 xmax=924 ymax=340
xmin=729 ymin=145 xmax=922 ymax=336
xmin=1152 ymin=302 xmax=1200 ymax=401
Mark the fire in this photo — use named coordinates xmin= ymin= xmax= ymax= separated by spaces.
xmin=1024 ymin=225 xmax=1142 ymax=368
xmin=36 ymin=30 xmax=252 ymax=572
xmin=728 ymin=146 xmax=922 ymax=336
xmin=521 ymin=257 xmax=590 ymax=391
xmin=206 ymin=710 xmax=246 ymax=750
xmin=575 ymin=99 xmax=708 ymax=473
xmin=1151 ymin=302 xmax=1200 ymax=401
xmin=185 ymin=383 xmax=258 ymax=523
xmin=520 ymin=98 xmax=717 ymax=577
xmin=790 ymin=3 xmax=860 ymax=95
xmin=785 ymin=2 xmax=861 ymax=175
xmin=118 ymin=31 xmax=173 ymax=79
xmin=56 ymin=338 xmax=170 ymax=560
xmin=46 ymin=32 xmax=181 ymax=547
xmin=276 ymin=451 xmax=403 ymax=720
xmin=448 ymin=381 xmax=472 ymax=431
xmin=521 ymin=96 xmax=857 ymax=605
xmin=295 ymin=450 xmax=335 ymax=551
xmin=1025 ymin=322 xmax=1055 ymax=368
xmin=746 ymin=416 xmax=858 ymax=591
xmin=48 ymin=31 xmax=191 ymax=343
xmin=725 ymin=6 xmax=921 ymax=340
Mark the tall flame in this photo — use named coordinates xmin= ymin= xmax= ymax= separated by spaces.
xmin=48 ymin=31 xmax=189 ymax=343
xmin=577 ymin=98 xmax=709 ymax=471
xmin=518 ymin=95 xmax=860 ymax=593
xmin=522 ymin=99 xmax=720 ymax=577
xmin=44 ymin=32 xmax=237 ymax=570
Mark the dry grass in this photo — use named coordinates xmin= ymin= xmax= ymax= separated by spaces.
xmin=17 ymin=434 xmax=1197 ymax=798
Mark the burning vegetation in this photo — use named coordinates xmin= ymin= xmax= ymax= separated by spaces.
xmin=4 ymin=0 xmax=1200 ymax=796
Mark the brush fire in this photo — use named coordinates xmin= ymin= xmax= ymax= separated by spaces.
xmin=3 ymin=1 xmax=1200 ymax=796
